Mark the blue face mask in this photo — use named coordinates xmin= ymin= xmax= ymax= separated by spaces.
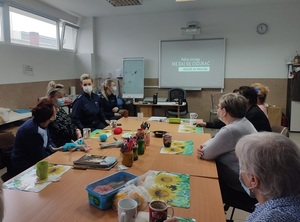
xmin=239 ymin=171 xmax=255 ymax=198
xmin=57 ymin=98 xmax=65 ymax=106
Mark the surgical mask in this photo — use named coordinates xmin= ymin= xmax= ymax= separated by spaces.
xmin=83 ymin=85 xmax=93 ymax=94
xmin=239 ymin=171 xmax=255 ymax=198
xmin=112 ymin=86 xmax=117 ymax=93
xmin=57 ymin=98 xmax=65 ymax=106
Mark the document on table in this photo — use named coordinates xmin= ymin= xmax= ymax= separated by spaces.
xmin=148 ymin=116 xmax=167 ymax=121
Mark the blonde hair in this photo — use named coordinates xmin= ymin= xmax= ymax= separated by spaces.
xmin=80 ymin=73 xmax=93 ymax=82
xmin=46 ymin=81 xmax=64 ymax=97
xmin=101 ymin=79 xmax=114 ymax=100
xmin=251 ymin=83 xmax=270 ymax=103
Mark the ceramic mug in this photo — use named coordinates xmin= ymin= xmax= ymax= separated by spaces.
xmin=110 ymin=120 xmax=117 ymax=128
xmin=36 ymin=161 xmax=49 ymax=180
xmin=83 ymin=128 xmax=91 ymax=139
xmin=137 ymin=112 xmax=144 ymax=120
xmin=149 ymin=200 xmax=174 ymax=222
xmin=118 ymin=198 xmax=137 ymax=222
xmin=189 ymin=112 xmax=198 ymax=119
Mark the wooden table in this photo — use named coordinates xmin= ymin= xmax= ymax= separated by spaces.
xmin=133 ymin=102 xmax=186 ymax=117
xmin=118 ymin=117 xmax=203 ymax=133
xmin=2 ymin=117 xmax=225 ymax=222
xmin=3 ymin=170 xmax=225 ymax=222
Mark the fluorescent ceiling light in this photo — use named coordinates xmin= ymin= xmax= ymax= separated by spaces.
xmin=107 ymin=0 xmax=142 ymax=7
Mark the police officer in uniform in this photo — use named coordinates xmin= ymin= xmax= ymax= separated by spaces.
xmin=72 ymin=74 xmax=108 ymax=132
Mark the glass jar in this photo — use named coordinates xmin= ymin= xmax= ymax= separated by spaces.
xmin=121 ymin=151 xmax=133 ymax=167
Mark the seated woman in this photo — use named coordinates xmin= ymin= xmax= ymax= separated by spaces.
xmin=11 ymin=98 xmax=58 ymax=176
xmin=99 ymin=79 xmax=123 ymax=121
xmin=46 ymin=81 xmax=82 ymax=147
xmin=197 ymin=93 xmax=257 ymax=193
xmin=250 ymin=82 xmax=269 ymax=117
xmin=235 ymin=132 xmax=300 ymax=221
xmin=72 ymin=74 xmax=108 ymax=131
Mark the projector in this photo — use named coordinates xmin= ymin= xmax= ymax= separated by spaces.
xmin=181 ymin=22 xmax=201 ymax=36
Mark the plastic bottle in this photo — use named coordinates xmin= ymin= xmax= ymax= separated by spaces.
xmin=153 ymin=93 xmax=158 ymax=104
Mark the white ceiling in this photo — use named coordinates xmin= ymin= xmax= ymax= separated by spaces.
xmin=38 ymin=0 xmax=298 ymax=18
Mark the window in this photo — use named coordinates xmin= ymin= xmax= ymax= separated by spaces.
xmin=9 ymin=7 xmax=58 ymax=49
xmin=0 ymin=6 xmax=3 ymax=42
xmin=61 ymin=23 xmax=78 ymax=51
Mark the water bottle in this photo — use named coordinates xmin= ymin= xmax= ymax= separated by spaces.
xmin=153 ymin=93 xmax=158 ymax=104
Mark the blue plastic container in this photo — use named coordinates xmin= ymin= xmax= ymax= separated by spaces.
xmin=86 ymin=171 xmax=136 ymax=210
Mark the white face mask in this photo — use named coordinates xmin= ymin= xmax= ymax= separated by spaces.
xmin=83 ymin=85 xmax=93 ymax=94
xmin=112 ymin=86 xmax=117 ymax=93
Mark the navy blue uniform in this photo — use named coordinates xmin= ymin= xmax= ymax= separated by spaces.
xmin=99 ymin=93 xmax=121 ymax=120
xmin=71 ymin=92 xmax=106 ymax=131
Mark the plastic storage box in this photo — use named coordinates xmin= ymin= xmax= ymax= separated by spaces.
xmin=86 ymin=171 xmax=137 ymax=210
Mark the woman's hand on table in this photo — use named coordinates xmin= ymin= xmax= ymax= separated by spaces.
xmin=112 ymin=107 xmax=119 ymax=113
xmin=76 ymin=129 xmax=82 ymax=138
xmin=196 ymin=120 xmax=207 ymax=127
xmin=197 ymin=145 xmax=204 ymax=159
xmin=105 ymin=120 xmax=110 ymax=125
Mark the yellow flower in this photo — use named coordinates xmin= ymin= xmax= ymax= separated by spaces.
xmin=148 ymin=186 xmax=175 ymax=202
xmin=169 ymin=147 xmax=184 ymax=153
xmin=155 ymin=173 xmax=180 ymax=186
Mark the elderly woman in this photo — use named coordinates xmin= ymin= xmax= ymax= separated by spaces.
xmin=72 ymin=74 xmax=108 ymax=131
xmin=235 ymin=132 xmax=300 ymax=221
xmin=11 ymin=98 xmax=58 ymax=176
xmin=99 ymin=79 xmax=122 ymax=121
xmin=197 ymin=93 xmax=257 ymax=193
xmin=46 ymin=81 xmax=82 ymax=147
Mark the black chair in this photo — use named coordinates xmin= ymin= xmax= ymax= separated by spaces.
xmin=221 ymin=181 xmax=257 ymax=221
xmin=0 ymin=132 xmax=15 ymax=182
xmin=166 ymin=88 xmax=188 ymax=117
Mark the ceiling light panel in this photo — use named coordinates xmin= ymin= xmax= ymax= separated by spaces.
xmin=106 ymin=0 xmax=143 ymax=7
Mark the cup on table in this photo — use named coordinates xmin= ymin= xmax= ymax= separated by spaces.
xmin=123 ymin=110 xmax=129 ymax=118
xmin=118 ymin=198 xmax=138 ymax=222
xmin=149 ymin=200 xmax=174 ymax=222
xmin=163 ymin=133 xmax=172 ymax=148
xmin=110 ymin=120 xmax=117 ymax=128
xmin=189 ymin=112 xmax=198 ymax=125
xmin=137 ymin=112 xmax=144 ymax=120
xmin=36 ymin=161 xmax=49 ymax=180
xmin=83 ymin=128 xmax=91 ymax=139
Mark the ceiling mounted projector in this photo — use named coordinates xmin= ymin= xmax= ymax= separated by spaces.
xmin=106 ymin=0 xmax=142 ymax=7
xmin=181 ymin=21 xmax=201 ymax=36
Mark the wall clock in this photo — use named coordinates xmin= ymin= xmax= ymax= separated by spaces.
xmin=257 ymin=23 xmax=268 ymax=34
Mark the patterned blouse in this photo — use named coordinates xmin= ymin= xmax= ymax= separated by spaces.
xmin=247 ymin=194 xmax=300 ymax=222
xmin=48 ymin=108 xmax=78 ymax=147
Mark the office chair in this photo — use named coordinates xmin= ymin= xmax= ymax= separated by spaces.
xmin=166 ymin=88 xmax=188 ymax=117
xmin=271 ymin=125 xmax=289 ymax=137
xmin=209 ymin=93 xmax=223 ymax=122
xmin=0 ymin=132 xmax=15 ymax=182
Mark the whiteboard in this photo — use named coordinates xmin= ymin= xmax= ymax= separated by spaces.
xmin=122 ymin=58 xmax=144 ymax=99
xmin=159 ymin=38 xmax=225 ymax=90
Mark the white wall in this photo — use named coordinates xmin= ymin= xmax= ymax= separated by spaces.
xmin=95 ymin=4 xmax=300 ymax=79
xmin=0 ymin=44 xmax=79 ymax=84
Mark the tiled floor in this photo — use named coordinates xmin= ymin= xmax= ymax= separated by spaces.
xmin=226 ymin=132 xmax=300 ymax=222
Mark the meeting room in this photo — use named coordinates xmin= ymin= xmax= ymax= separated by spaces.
xmin=0 ymin=0 xmax=300 ymax=221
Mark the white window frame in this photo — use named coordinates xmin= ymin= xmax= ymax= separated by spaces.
xmin=60 ymin=21 xmax=79 ymax=51
xmin=9 ymin=6 xmax=59 ymax=50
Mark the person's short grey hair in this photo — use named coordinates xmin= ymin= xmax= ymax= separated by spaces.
xmin=236 ymin=132 xmax=300 ymax=198
xmin=80 ymin=73 xmax=93 ymax=82
xmin=219 ymin=93 xmax=247 ymax=118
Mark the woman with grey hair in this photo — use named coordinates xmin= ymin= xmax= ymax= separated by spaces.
xmin=197 ymin=93 xmax=257 ymax=193
xmin=236 ymin=132 xmax=300 ymax=221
